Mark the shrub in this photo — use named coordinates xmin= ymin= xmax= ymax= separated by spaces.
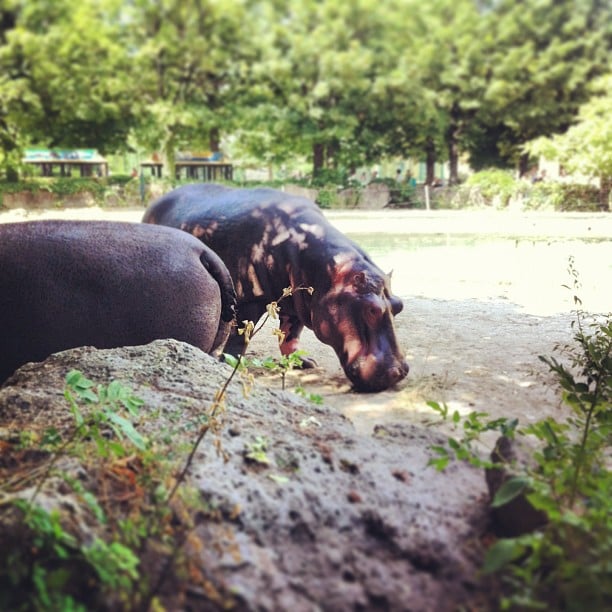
xmin=428 ymin=262 xmax=612 ymax=610
xmin=531 ymin=182 xmax=601 ymax=212
xmin=463 ymin=169 xmax=517 ymax=207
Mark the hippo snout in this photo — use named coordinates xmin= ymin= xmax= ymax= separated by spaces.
xmin=345 ymin=355 xmax=409 ymax=393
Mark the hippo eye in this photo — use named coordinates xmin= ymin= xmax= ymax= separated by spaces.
xmin=364 ymin=300 xmax=385 ymax=326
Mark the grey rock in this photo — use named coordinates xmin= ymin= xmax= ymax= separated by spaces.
xmin=0 ymin=339 xmax=495 ymax=611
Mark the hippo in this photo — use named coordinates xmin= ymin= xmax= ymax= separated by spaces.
xmin=0 ymin=220 xmax=236 ymax=384
xmin=142 ymin=184 xmax=408 ymax=392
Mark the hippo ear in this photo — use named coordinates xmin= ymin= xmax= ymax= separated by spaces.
xmin=352 ymin=271 xmax=367 ymax=292
xmin=390 ymin=295 xmax=404 ymax=315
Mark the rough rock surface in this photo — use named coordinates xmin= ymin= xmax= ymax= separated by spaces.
xmin=0 ymin=340 xmax=496 ymax=611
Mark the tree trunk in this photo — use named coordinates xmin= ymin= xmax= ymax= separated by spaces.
xmin=447 ymin=126 xmax=459 ymax=185
xmin=313 ymin=143 xmax=325 ymax=177
xmin=518 ymin=153 xmax=531 ymax=178
xmin=209 ymin=127 xmax=220 ymax=153
xmin=600 ymin=175 xmax=611 ymax=211
xmin=163 ymin=132 xmax=176 ymax=179
xmin=446 ymin=103 xmax=462 ymax=185
xmin=326 ymin=141 xmax=337 ymax=169
xmin=425 ymin=139 xmax=436 ymax=186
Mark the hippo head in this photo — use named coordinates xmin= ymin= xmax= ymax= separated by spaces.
xmin=311 ymin=256 xmax=409 ymax=392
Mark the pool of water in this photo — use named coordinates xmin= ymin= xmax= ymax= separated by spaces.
xmin=1 ymin=205 xmax=610 ymax=317
xmin=345 ymin=233 xmax=612 ymax=317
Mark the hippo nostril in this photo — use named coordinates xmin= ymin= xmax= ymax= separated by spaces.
xmin=388 ymin=366 xmax=402 ymax=383
xmin=346 ymin=361 xmax=360 ymax=378
xmin=387 ymin=360 xmax=409 ymax=385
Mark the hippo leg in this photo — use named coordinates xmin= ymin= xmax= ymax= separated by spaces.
xmin=279 ymin=313 xmax=317 ymax=369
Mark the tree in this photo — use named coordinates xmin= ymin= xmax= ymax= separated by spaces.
xmin=475 ymin=0 xmax=612 ymax=174
xmin=525 ymin=74 xmax=612 ymax=210
xmin=239 ymin=0 xmax=401 ymax=177
xmin=419 ymin=0 xmax=489 ymax=184
xmin=369 ymin=0 xmax=489 ymax=185
xmin=0 ymin=0 xmax=134 ymax=166
xmin=124 ymin=0 xmax=255 ymax=175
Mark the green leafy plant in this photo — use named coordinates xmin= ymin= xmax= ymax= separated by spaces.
xmin=245 ymin=436 xmax=271 ymax=465
xmin=64 ymin=370 xmax=147 ymax=457
xmin=316 ymin=185 xmax=339 ymax=208
xmin=225 ymin=349 xmax=314 ymax=393
xmin=427 ymin=401 xmax=519 ymax=471
xmin=428 ymin=268 xmax=612 ymax=610
xmin=0 ymin=372 xmax=153 ymax=610
xmin=1 ymin=492 xmax=141 ymax=611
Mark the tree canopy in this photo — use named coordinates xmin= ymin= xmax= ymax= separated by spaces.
xmin=525 ymin=75 xmax=612 ymax=207
xmin=0 ymin=0 xmax=610 ymax=184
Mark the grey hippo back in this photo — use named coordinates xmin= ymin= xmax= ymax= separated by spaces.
xmin=0 ymin=220 xmax=236 ymax=384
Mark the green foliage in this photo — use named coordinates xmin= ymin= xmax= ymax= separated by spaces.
xmin=474 ymin=0 xmax=611 ymax=168
xmin=64 ymin=370 xmax=147 ymax=457
xmin=0 ymin=0 xmax=134 ymax=158
xmin=82 ymin=539 xmax=140 ymax=591
xmin=0 ymin=176 xmax=140 ymax=207
xmin=1 ymin=0 xmax=610 ymax=177
xmin=525 ymin=75 xmax=612 ymax=181
xmin=533 ymin=183 xmax=602 ymax=212
xmin=310 ymin=168 xmax=349 ymax=187
xmin=0 ymin=371 xmax=160 ymax=610
xmin=0 ymin=372 xmax=149 ymax=610
xmin=427 ymin=402 xmax=518 ymax=471
xmin=294 ymin=386 xmax=324 ymax=405
xmin=449 ymin=170 xmax=602 ymax=211
xmin=0 ymin=501 xmax=141 ymax=611
xmin=428 ymin=267 xmax=612 ymax=610
xmin=316 ymin=186 xmax=339 ymax=209
xmin=245 ymin=436 xmax=271 ymax=465
xmin=225 ymin=349 xmax=321 ymax=398
xmin=465 ymin=169 xmax=516 ymax=202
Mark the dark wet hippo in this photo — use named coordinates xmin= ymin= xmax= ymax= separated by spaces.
xmin=0 ymin=220 xmax=236 ymax=384
xmin=143 ymin=184 xmax=408 ymax=392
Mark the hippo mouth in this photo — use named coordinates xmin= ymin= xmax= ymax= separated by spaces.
xmin=343 ymin=353 xmax=409 ymax=393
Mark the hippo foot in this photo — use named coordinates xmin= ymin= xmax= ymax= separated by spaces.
xmin=297 ymin=356 xmax=318 ymax=369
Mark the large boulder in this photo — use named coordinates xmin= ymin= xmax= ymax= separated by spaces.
xmin=0 ymin=340 xmax=495 ymax=611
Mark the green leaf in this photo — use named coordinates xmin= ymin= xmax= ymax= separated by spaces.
xmin=106 ymin=412 xmax=147 ymax=450
xmin=427 ymin=456 xmax=449 ymax=471
xmin=492 ymin=476 xmax=530 ymax=508
xmin=482 ymin=539 xmax=526 ymax=574
xmin=65 ymin=370 xmax=91 ymax=389
xmin=427 ymin=401 xmax=452 ymax=421
xmin=223 ymin=353 xmax=240 ymax=368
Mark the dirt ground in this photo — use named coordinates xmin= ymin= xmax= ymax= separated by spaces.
xmin=2 ymin=204 xmax=611 ymax=440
